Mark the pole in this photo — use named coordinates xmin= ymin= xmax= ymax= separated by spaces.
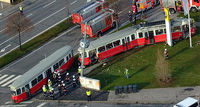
xmin=188 ymin=10 xmax=192 ymax=48
xmin=81 ymin=22 xmax=87 ymax=77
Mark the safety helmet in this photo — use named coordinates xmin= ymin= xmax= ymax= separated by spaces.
xmin=129 ymin=11 xmax=131 ymax=13
xmin=66 ymin=73 xmax=69 ymax=75
xmin=61 ymin=81 xmax=64 ymax=83
xmin=58 ymin=73 xmax=60 ymax=76
xmin=165 ymin=48 xmax=167 ymax=51
xmin=48 ymin=79 xmax=50 ymax=82
xmin=73 ymin=75 xmax=75 ymax=78
xmin=79 ymin=66 xmax=81 ymax=69
xmin=63 ymin=84 xmax=65 ymax=86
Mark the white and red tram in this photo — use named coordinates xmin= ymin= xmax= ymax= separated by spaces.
xmin=78 ymin=18 xmax=195 ymax=66
xmin=9 ymin=45 xmax=74 ymax=103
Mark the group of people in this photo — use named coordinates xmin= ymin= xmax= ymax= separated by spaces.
xmin=42 ymin=71 xmax=79 ymax=99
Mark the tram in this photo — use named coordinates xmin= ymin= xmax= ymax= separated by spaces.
xmin=78 ymin=18 xmax=195 ymax=66
xmin=9 ymin=45 xmax=74 ymax=103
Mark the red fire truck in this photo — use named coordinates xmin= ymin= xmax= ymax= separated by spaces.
xmin=78 ymin=18 xmax=195 ymax=66
xmin=132 ymin=0 xmax=159 ymax=13
xmin=81 ymin=9 xmax=116 ymax=38
xmin=10 ymin=46 xmax=74 ymax=103
xmin=160 ymin=0 xmax=200 ymax=14
xmin=72 ymin=0 xmax=106 ymax=24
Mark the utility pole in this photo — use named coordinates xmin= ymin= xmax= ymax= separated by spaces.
xmin=80 ymin=22 xmax=89 ymax=77
xmin=188 ymin=11 xmax=192 ymax=48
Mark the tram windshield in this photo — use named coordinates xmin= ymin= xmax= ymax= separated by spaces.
xmin=11 ymin=91 xmax=16 ymax=96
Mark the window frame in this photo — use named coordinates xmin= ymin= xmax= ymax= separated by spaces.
xmin=37 ymin=74 xmax=43 ymax=82
xmin=138 ymin=32 xmax=143 ymax=38
xmin=31 ymin=78 xmax=38 ymax=87
xmin=59 ymin=58 xmax=65 ymax=66
xmin=53 ymin=63 xmax=59 ymax=71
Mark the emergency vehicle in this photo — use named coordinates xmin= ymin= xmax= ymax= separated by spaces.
xmin=9 ymin=46 xmax=74 ymax=103
xmin=78 ymin=18 xmax=195 ymax=66
xmin=132 ymin=0 xmax=159 ymax=13
xmin=81 ymin=9 xmax=116 ymax=38
xmin=160 ymin=0 xmax=200 ymax=14
xmin=72 ymin=0 xmax=106 ymax=24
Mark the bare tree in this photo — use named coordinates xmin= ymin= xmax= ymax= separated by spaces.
xmin=106 ymin=0 xmax=120 ymax=30
xmin=4 ymin=12 xmax=32 ymax=51
xmin=155 ymin=48 xmax=172 ymax=85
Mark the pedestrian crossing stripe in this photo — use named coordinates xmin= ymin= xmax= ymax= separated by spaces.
xmin=0 ymin=74 xmax=21 ymax=87
xmin=0 ymin=75 xmax=15 ymax=85
xmin=2 ymin=75 xmax=21 ymax=87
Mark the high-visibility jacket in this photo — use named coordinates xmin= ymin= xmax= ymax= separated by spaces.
xmin=125 ymin=70 xmax=129 ymax=75
xmin=78 ymin=68 xmax=81 ymax=74
xmin=19 ymin=6 xmax=23 ymax=11
xmin=42 ymin=85 xmax=47 ymax=92
xmin=49 ymin=86 xmax=53 ymax=93
xmin=48 ymin=80 xmax=52 ymax=86
xmin=86 ymin=90 xmax=91 ymax=96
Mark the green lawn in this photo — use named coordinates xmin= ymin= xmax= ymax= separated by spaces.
xmin=88 ymin=29 xmax=200 ymax=90
xmin=178 ymin=11 xmax=200 ymax=22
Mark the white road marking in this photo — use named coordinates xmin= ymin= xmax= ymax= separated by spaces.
xmin=37 ymin=102 xmax=47 ymax=107
xmin=5 ymin=101 xmax=12 ymax=104
xmin=43 ymin=0 xmax=56 ymax=8
xmin=70 ymin=0 xmax=77 ymax=5
xmin=0 ymin=75 xmax=15 ymax=85
xmin=0 ymin=105 xmax=27 ymax=107
xmin=0 ymin=44 xmax=11 ymax=53
xmin=0 ymin=24 xmax=77 ymax=72
xmin=21 ymin=100 xmax=34 ymax=104
xmin=2 ymin=75 xmax=21 ymax=87
xmin=0 ymin=8 xmax=68 ymax=58
xmin=0 ymin=74 xmax=8 ymax=80
xmin=27 ymin=13 xmax=33 ymax=17
xmin=0 ymin=27 xmax=7 ymax=33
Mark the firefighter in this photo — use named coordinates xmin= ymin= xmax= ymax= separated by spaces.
xmin=53 ymin=72 xmax=57 ymax=84
xmin=78 ymin=66 xmax=81 ymax=76
xmin=72 ymin=75 xmax=77 ymax=88
xmin=128 ymin=11 xmax=133 ymax=23
xmin=57 ymin=73 xmax=62 ymax=83
xmin=65 ymin=72 xmax=70 ymax=84
xmin=19 ymin=5 xmax=23 ymax=14
xmin=48 ymin=79 xmax=52 ymax=87
xmin=164 ymin=48 xmax=169 ymax=60
xmin=86 ymin=90 xmax=92 ymax=101
xmin=42 ymin=85 xmax=47 ymax=96
xmin=61 ymin=81 xmax=67 ymax=95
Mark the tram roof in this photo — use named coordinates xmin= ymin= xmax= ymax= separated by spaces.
xmin=10 ymin=45 xmax=72 ymax=90
xmin=84 ymin=27 xmax=137 ymax=51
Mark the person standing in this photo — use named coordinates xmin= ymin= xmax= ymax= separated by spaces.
xmin=125 ymin=68 xmax=129 ymax=79
xmin=78 ymin=66 xmax=81 ymax=76
xmin=86 ymin=90 xmax=91 ymax=101
xmin=42 ymin=85 xmax=47 ymax=96
xmin=48 ymin=79 xmax=52 ymax=87
xmin=128 ymin=11 xmax=133 ymax=23
xmin=19 ymin=5 xmax=23 ymax=14
xmin=164 ymin=48 xmax=169 ymax=60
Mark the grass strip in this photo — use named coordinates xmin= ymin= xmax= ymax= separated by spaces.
xmin=178 ymin=11 xmax=200 ymax=22
xmin=0 ymin=17 xmax=74 ymax=68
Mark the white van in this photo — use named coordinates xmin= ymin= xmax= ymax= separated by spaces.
xmin=174 ymin=97 xmax=199 ymax=107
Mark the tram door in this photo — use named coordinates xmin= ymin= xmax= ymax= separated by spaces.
xmin=25 ymin=84 xmax=31 ymax=99
xmin=46 ymin=68 xmax=53 ymax=81
xmin=122 ymin=36 xmax=131 ymax=51
xmin=148 ymin=31 xmax=154 ymax=44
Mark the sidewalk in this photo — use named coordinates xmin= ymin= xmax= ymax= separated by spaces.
xmin=108 ymin=86 xmax=200 ymax=104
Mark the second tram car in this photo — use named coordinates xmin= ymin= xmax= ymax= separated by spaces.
xmin=10 ymin=45 xmax=74 ymax=103
xmin=78 ymin=18 xmax=195 ymax=66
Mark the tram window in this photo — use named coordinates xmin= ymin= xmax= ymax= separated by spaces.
xmin=59 ymin=59 xmax=64 ymax=66
xmin=53 ymin=63 xmax=59 ymax=71
xmin=164 ymin=29 xmax=166 ymax=33
xmin=16 ymin=88 xmax=21 ymax=95
xmin=106 ymin=43 xmax=113 ymax=50
xmin=66 ymin=56 xmax=69 ymax=61
xmin=172 ymin=26 xmax=181 ymax=32
xmin=69 ymin=54 xmax=71 ymax=58
xmin=113 ymin=40 xmax=120 ymax=47
xmin=98 ymin=46 xmax=106 ymax=53
xmin=131 ymin=34 xmax=135 ymax=40
xmin=122 ymin=39 xmax=125 ymax=46
xmin=22 ymin=87 xmax=25 ymax=93
xmin=31 ymin=78 xmax=37 ymax=87
xmin=25 ymin=84 xmax=30 ymax=89
xmin=11 ymin=91 xmax=16 ymax=96
xmin=139 ymin=32 xmax=143 ymax=38
xmin=127 ymin=37 xmax=130 ymax=45
xmin=38 ymin=74 xmax=43 ymax=82
xmin=145 ymin=32 xmax=148 ymax=40
xmin=71 ymin=50 xmax=73 ymax=56
xmin=155 ymin=29 xmax=164 ymax=35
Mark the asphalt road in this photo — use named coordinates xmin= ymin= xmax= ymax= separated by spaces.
xmin=0 ymin=1 xmax=178 ymax=106
xmin=0 ymin=0 xmax=86 ymax=57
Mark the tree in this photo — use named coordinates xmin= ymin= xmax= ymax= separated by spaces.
xmin=155 ymin=48 xmax=172 ymax=85
xmin=106 ymin=0 xmax=120 ymax=31
xmin=4 ymin=12 xmax=32 ymax=51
